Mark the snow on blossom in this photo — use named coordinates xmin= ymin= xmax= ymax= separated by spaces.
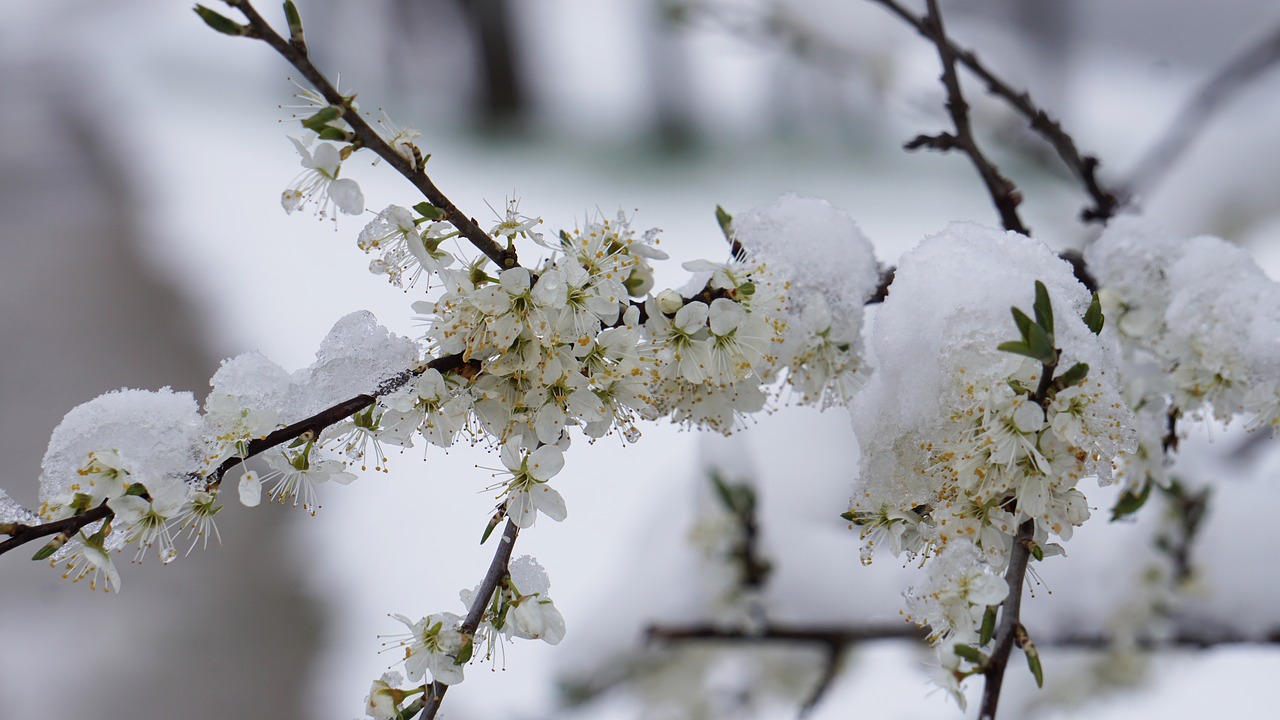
xmin=849 ymin=223 xmax=1134 ymax=596
xmin=733 ymin=194 xmax=880 ymax=406
xmin=505 ymin=555 xmax=566 ymax=644
xmin=39 ymin=387 xmax=204 ymax=516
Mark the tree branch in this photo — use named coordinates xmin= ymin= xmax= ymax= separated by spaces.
xmin=978 ymin=520 xmax=1035 ymax=720
xmin=417 ymin=519 xmax=522 ymax=720
xmin=869 ymin=0 xmax=1121 ymax=224
xmin=645 ymin=620 xmax=1280 ymax=650
xmin=219 ymin=0 xmax=518 ymax=269
xmin=915 ymin=0 xmax=1028 ymax=236
xmin=0 ymin=353 xmax=476 ymax=558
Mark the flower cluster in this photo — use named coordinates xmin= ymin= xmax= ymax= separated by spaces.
xmin=847 ymin=226 xmax=1136 ymax=690
xmin=1086 ymin=218 xmax=1280 ymax=491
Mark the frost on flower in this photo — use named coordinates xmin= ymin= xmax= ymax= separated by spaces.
xmin=848 ymin=225 xmax=1134 ymax=677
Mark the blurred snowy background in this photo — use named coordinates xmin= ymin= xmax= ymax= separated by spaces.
xmin=2 ymin=0 xmax=1280 ymax=718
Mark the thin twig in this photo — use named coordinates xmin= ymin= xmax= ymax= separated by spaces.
xmin=912 ymin=0 xmax=1028 ymax=235
xmin=221 ymin=0 xmax=518 ymax=269
xmin=1124 ymin=20 xmax=1280 ymax=200
xmin=868 ymin=0 xmax=1120 ymax=224
xmin=644 ymin=621 xmax=1280 ymax=650
xmin=417 ymin=519 xmax=522 ymax=720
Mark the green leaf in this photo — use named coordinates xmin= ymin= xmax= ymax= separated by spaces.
xmin=1084 ymin=292 xmax=1105 ymax=335
xmin=1026 ymin=646 xmax=1044 ymax=687
xmin=953 ymin=643 xmax=988 ymax=665
xmin=1016 ymin=624 xmax=1044 ymax=688
xmin=1033 ymin=280 xmax=1054 ymax=338
xmin=283 ymin=1 xmax=305 ymax=43
xmin=980 ymin=605 xmax=997 ymax=646
xmin=736 ymin=281 xmax=756 ymax=297
xmin=839 ymin=510 xmax=857 ymax=523
xmin=1110 ymin=479 xmax=1152 ymax=521
xmin=997 ymin=341 xmax=1040 ymax=362
xmin=316 ymin=127 xmax=349 ymax=142
xmin=194 ymin=5 xmax=247 ymax=36
xmin=709 ymin=471 xmax=736 ymax=512
xmin=480 ymin=513 xmax=502 ymax=544
xmin=1056 ymin=362 xmax=1089 ymax=388
xmin=714 ymin=205 xmax=733 ymax=241
xmin=1026 ymin=321 xmax=1056 ymax=364
xmin=413 ymin=202 xmax=447 ymax=221
xmin=301 ymin=105 xmax=342 ymax=132
xmin=1010 ymin=307 xmax=1034 ymax=342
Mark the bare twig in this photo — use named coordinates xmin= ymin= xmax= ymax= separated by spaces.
xmin=645 ymin=620 xmax=1280 ymax=650
xmin=219 ymin=0 xmax=518 ymax=269
xmin=912 ymin=0 xmax=1028 ymax=235
xmin=1124 ymin=20 xmax=1280 ymax=200
xmin=869 ymin=0 xmax=1121 ymax=224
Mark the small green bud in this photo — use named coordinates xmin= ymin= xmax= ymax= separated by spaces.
xmin=32 ymin=532 xmax=69 ymax=561
xmin=714 ymin=205 xmax=733 ymax=241
xmin=413 ymin=202 xmax=447 ymax=221
xmin=953 ymin=643 xmax=988 ymax=665
xmin=283 ymin=1 xmax=305 ymax=44
xmin=194 ymin=5 xmax=248 ymax=36
xmin=980 ymin=605 xmax=997 ymax=646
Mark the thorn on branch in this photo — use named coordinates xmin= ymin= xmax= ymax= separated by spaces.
xmin=904 ymin=132 xmax=959 ymax=152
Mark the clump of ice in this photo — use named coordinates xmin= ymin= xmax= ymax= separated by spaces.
xmin=508 ymin=555 xmax=551 ymax=596
xmin=0 ymin=488 xmax=39 ymax=525
xmin=207 ymin=351 xmax=292 ymax=420
xmin=287 ymin=310 xmax=419 ymax=418
xmin=39 ymin=388 xmax=203 ymax=505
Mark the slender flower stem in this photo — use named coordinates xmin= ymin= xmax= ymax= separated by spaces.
xmin=221 ymin=0 xmax=518 ymax=269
